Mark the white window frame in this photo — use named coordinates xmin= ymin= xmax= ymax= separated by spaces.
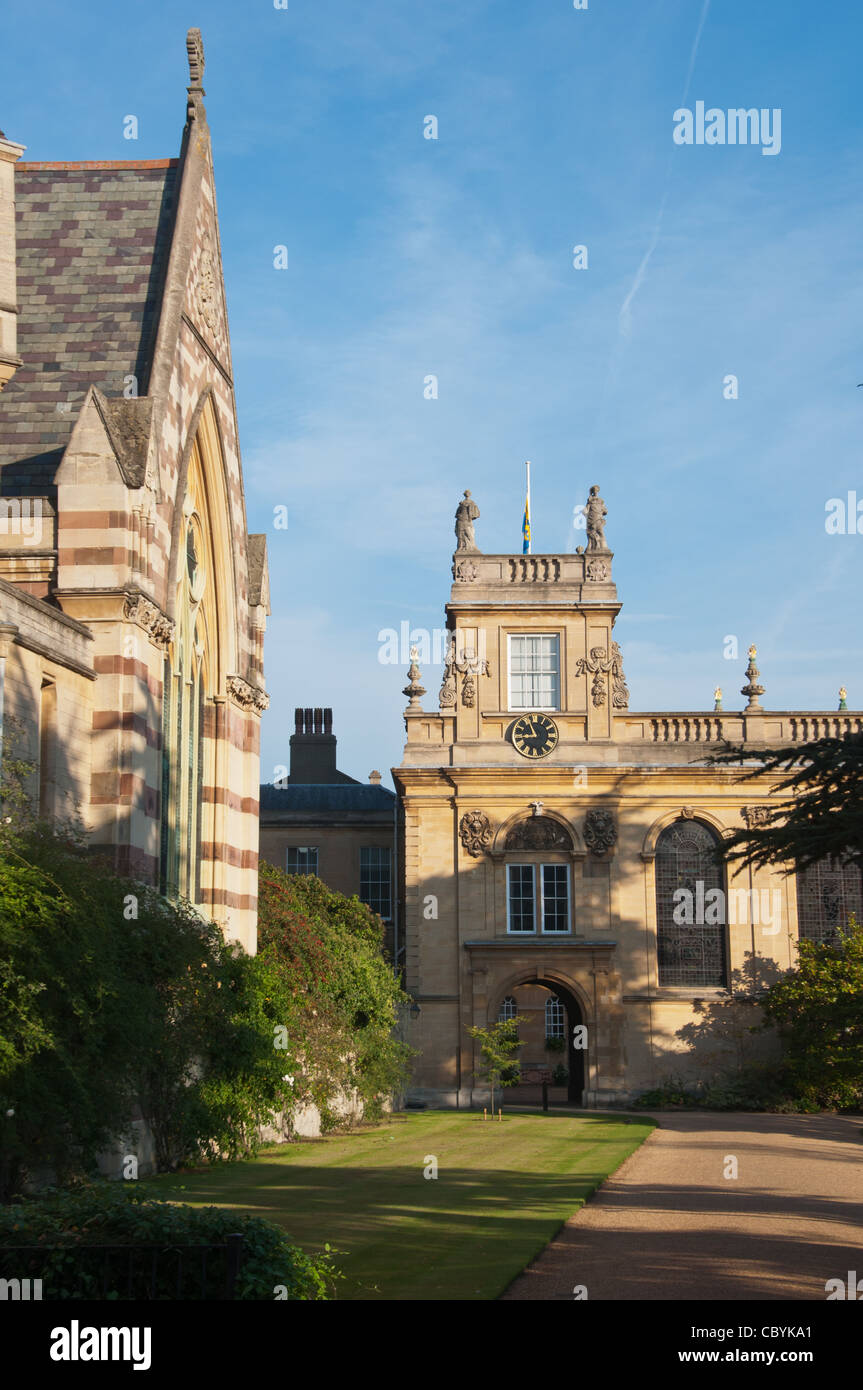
xmin=506 ymin=862 xmax=572 ymax=935
xmin=360 ymin=845 xmax=392 ymax=921
xmin=507 ymin=633 xmax=561 ymax=712
xmin=286 ymin=846 xmax=318 ymax=875
xmin=540 ymin=863 xmax=571 ymax=934
xmin=545 ymin=995 xmax=565 ymax=1038
xmin=506 ymin=863 xmax=536 ymax=933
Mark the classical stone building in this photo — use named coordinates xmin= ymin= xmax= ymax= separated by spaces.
xmin=260 ymin=708 xmax=397 ymax=948
xmin=394 ymin=489 xmax=862 ymax=1107
xmin=0 ymin=31 xmax=268 ymax=952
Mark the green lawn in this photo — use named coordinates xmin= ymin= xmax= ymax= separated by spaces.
xmin=152 ymin=1110 xmax=654 ymax=1300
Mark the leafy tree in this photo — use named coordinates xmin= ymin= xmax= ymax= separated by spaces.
xmin=256 ymin=863 xmax=413 ymax=1125
xmin=467 ymin=1017 xmax=526 ymax=1113
xmin=0 ymin=821 xmax=293 ymax=1196
xmin=706 ymin=732 xmax=863 ymax=874
xmin=0 ymin=813 xmax=412 ymax=1199
xmin=756 ymin=916 xmax=863 ymax=1110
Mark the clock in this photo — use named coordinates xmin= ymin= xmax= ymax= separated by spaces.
xmin=511 ymin=713 xmax=559 ymax=759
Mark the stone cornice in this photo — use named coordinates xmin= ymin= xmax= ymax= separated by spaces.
xmin=463 ymin=938 xmax=618 ymax=950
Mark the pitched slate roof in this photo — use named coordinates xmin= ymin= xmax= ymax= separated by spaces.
xmin=260 ymin=783 xmax=396 ymax=819
xmin=0 ymin=160 xmax=178 ymax=497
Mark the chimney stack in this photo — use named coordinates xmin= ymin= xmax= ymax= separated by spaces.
xmin=369 ymin=770 xmax=381 ymax=785
xmin=0 ymin=132 xmax=25 ymax=392
xmin=289 ymin=706 xmax=341 ymax=783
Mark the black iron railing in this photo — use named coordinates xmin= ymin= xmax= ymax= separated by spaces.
xmin=0 ymin=1233 xmax=244 ymax=1300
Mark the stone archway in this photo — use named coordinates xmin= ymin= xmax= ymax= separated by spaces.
xmin=495 ymin=976 xmax=586 ymax=1106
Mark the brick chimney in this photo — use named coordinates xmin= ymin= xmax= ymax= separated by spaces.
xmin=0 ymin=132 xmax=25 ymax=392
xmin=289 ymin=706 xmax=357 ymax=784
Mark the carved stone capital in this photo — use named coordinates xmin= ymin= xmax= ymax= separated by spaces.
xmin=227 ymin=674 xmax=270 ymax=712
xmin=123 ymin=590 xmax=175 ymax=650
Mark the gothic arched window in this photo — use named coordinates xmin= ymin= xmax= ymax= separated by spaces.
xmin=498 ymin=996 xmax=518 ymax=1022
xmin=655 ymin=819 xmax=727 ymax=987
xmin=160 ymin=511 xmax=206 ymax=903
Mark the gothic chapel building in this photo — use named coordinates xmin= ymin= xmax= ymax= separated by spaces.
xmin=0 ymin=32 xmax=268 ymax=952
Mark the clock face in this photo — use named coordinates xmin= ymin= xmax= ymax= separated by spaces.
xmin=512 ymin=713 xmax=559 ymax=759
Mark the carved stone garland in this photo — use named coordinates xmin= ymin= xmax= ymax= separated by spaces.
xmin=439 ymin=636 xmax=491 ymax=710
xmin=574 ymin=641 xmax=629 ymax=709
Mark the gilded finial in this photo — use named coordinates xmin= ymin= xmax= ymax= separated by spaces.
xmin=713 ymin=686 xmax=722 ymax=711
xmin=839 ymin=686 xmax=848 ymax=711
xmin=741 ymin=644 xmax=765 ymax=712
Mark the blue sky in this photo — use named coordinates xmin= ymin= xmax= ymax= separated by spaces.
xmin=5 ymin=1 xmax=863 ymax=787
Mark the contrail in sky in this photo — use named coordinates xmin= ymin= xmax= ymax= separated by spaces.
xmin=618 ymin=0 xmax=711 ymax=336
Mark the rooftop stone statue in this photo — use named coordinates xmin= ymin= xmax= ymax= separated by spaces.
xmin=455 ymin=489 xmax=480 ymax=552
xmin=583 ymin=485 xmax=608 ymax=552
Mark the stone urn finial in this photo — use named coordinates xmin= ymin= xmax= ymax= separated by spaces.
xmin=403 ymin=645 xmax=426 ymax=710
xmin=741 ymin=644 xmax=765 ymax=712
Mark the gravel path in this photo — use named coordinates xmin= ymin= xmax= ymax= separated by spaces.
xmin=501 ymin=1111 xmax=863 ymax=1300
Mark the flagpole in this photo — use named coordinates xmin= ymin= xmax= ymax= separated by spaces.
xmin=525 ymin=460 xmax=531 ymax=554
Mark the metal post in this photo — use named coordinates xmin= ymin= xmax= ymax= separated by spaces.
xmin=225 ymin=1233 xmax=243 ymax=1299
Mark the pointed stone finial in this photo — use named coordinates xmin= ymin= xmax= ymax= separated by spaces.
xmin=741 ymin=644 xmax=765 ymax=711
xmin=186 ymin=28 xmax=205 ymax=86
xmin=403 ymin=645 xmax=426 ymax=710
xmin=186 ymin=28 xmax=206 ymax=120
xmin=713 ymin=686 xmax=722 ymax=711
xmin=839 ymin=686 xmax=848 ymax=711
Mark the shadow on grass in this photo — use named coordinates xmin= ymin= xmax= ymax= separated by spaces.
xmin=148 ymin=1115 xmax=653 ymax=1300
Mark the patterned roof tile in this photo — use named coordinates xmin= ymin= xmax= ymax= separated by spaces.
xmin=0 ymin=162 xmax=179 ymax=496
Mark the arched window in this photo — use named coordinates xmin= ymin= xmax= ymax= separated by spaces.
xmin=655 ymin=819 xmax=727 ymax=987
xmin=160 ymin=508 xmax=206 ymax=903
xmin=498 ymin=996 xmax=518 ymax=1022
xmin=796 ymin=859 xmax=863 ymax=944
xmin=504 ymin=817 xmax=574 ymax=934
xmin=545 ymin=996 xmax=565 ymax=1039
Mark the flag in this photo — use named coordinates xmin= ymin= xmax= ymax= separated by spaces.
xmin=522 ymin=490 xmax=530 ymax=553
